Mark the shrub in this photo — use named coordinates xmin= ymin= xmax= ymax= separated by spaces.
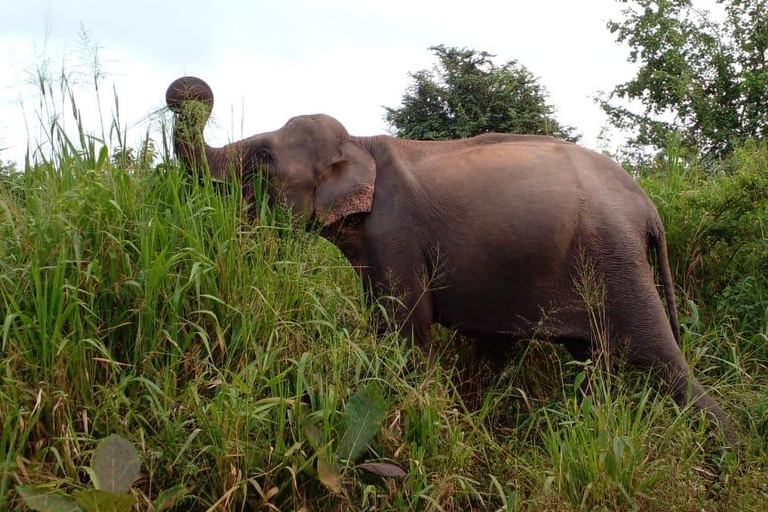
xmin=640 ymin=139 xmax=768 ymax=338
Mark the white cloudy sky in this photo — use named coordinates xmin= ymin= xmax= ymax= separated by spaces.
xmin=0 ymin=0 xmax=675 ymax=165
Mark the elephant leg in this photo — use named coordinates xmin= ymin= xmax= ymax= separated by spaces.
xmin=626 ymin=335 xmax=736 ymax=443
xmin=367 ymin=257 xmax=435 ymax=352
xmin=558 ymin=337 xmax=592 ymax=363
xmin=472 ymin=333 xmax=520 ymax=370
xmin=397 ymin=288 xmax=435 ymax=352
xmin=605 ymin=271 xmax=738 ymax=443
xmin=625 ymin=335 xmax=735 ymax=438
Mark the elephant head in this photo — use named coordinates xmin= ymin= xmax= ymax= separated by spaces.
xmin=165 ymin=76 xmax=376 ymax=226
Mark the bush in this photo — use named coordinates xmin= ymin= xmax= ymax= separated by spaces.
xmin=640 ymin=138 xmax=768 ymax=338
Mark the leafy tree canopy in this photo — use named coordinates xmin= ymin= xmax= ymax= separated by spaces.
xmin=601 ymin=0 xmax=768 ymax=158
xmin=385 ymin=45 xmax=579 ymax=142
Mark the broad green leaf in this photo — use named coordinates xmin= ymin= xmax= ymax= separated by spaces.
xmin=302 ymin=418 xmax=323 ymax=451
xmin=613 ymin=436 xmax=626 ymax=460
xmin=16 ymin=485 xmax=82 ymax=512
xmin=356 ymin=462 xmax=406 ymax=479
xmin=96 ymin=145 xmax=109 ymax=171
xmin=317 ymin=457 xmax=342 ymax=494
xmin=339 ymin=384 xmax=387 ymax=462
xmin=90 ymin=435 xmax=141 ymax=494
xmin=152 ymin=484 xmax=190 ymax=512
xmin=573 ymin=371 xmax=587 ymax=395
xmin=73 ymin=490 xmax=135 ymax=512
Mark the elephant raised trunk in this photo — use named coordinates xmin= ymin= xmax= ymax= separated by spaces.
xmin=166 ymin=76 xmax=243 ymax=181
xmin=165 ymin=76 xmax=377 ymax=226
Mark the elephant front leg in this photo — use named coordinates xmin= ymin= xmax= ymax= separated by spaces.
xmin=368 ymin=264 xmax=436 ymax=354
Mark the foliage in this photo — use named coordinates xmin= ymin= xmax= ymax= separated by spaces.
xmin=542 ymin=382 xmax=665 ymax=510
xmin=0 ymin=148 xmax=422 ymax=510
xmin=385 ymin=45 xmax=579 ymax=141
xmin=17 ymin=435 xmax=145 ymax=512
xmin=0 ymin=160 xmax=17 ymax=175
xmin=88 ymin=435 xmax=141 ymax=494
xmin=640 ymin=137 xmax=768 ymax=338
xmin=301 ymin=382 xmax=401 ymax=495
xmin=601 ymin=0 xmax=768 ymax=158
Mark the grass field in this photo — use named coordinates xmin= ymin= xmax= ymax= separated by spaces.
xmin=1 ymin=97 xmax=767 ymax=510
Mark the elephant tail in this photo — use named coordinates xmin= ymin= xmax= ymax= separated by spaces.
xmin=648 ymin=225 xmax=681 ymax=346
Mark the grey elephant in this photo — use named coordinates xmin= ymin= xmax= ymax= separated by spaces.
xmin=165 ymin=76 xmax=736 ymax=442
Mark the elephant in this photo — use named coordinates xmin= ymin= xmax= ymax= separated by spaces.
xmin=165 ymin=76 xmax=736 ymax=442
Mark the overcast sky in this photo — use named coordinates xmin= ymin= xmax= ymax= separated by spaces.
xmin=1 ymin=0 xmax=649 ymax=165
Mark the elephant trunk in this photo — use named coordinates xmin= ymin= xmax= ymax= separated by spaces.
xmin=165 ymin=76 xmax=240 ymax=181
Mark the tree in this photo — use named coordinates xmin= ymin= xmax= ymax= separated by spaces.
xmin=385 ymin=45 xmax=579 ymax=142
xmin=601 ymin=0 xmax=768 ymax=158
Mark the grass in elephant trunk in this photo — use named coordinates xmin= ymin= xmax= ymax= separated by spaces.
xmin=1 ymin=79 xmax=767 ymax=510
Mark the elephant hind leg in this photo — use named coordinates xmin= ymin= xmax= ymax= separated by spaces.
xmin=625 ymin=338 xmax=737 ymax=443
xmin=608 ymin=286 xmax=738 ymax=443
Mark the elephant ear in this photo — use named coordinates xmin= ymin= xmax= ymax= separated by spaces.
xmin=313 ymin=140 xmax=376 ymax=226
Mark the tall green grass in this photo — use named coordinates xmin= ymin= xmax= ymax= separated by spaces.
xmin=0 ymin=69 xmax=766 ymax=510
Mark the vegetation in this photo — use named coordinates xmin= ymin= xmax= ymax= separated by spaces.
xmin=0 ymin=90 xmax=765 ymax=512
xmin=385 ymin=45 xmax=579 ymax=142
xmin=2 ymin=12 xmax=767 ymax=510
xmin=639 ymin=137 xmax=768 ymax=337
xmin=601 ymin=0 xmax=768 ymax=158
